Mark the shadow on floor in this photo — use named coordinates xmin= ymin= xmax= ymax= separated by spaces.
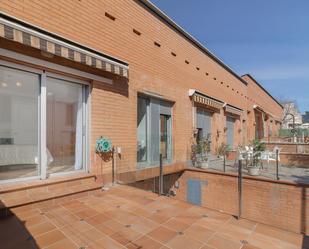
xmin=0 ymin=202 xmax=39 ymax=249
xmin=127 ymin=171 xmax=183 ymax=196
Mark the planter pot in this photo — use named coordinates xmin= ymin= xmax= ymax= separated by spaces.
xmin=199 ymin=161 xmax=208 ymax=169
xmin=248 ymin=167 xmax=260 ymax=176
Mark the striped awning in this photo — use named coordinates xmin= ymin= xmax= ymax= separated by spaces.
xmin=189 ymin=90 xmax=223 ymax=110
xmin=225 ymin=104 xmax=243 ymax=116
xmin=253 ymin=105 xmax=281 ymax=121
xmin=0 ymin=16 xmax=129 ymax=78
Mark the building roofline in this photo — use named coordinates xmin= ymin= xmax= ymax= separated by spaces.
xmin=241 ymin=74 xmax=283 ymax=109
xmin=137 ymin=0 xmax=248 ymax=86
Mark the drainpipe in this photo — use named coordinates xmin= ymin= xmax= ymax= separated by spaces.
xmin=237 ymin=159 xmax=242 ymax=219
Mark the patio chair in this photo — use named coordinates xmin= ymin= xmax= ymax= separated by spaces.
xmin=267 ymin=146 xmax=281 ymax=164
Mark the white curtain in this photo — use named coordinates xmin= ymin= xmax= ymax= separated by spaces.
xmin=74 ymin=89 xmax=83 ymax=170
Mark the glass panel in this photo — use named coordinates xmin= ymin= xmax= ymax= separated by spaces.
xmin=226 ymin=116 xmax=235 ymax=148
xmin=46 ymin=77 xmax=83 ymax=174
xmin=137 ymin=97 xmax=148 ymax=162
xmin=255 ymin=111 xmax=264 ymax=139
xmin=196 ymin=108 xmax=212 ymax=140
xmin=0 ymin=66 xmax=39 ymax=180
xmin=160 ymin=115 xmax=168 ymax=159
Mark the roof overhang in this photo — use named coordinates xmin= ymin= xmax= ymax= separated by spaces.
xmin=0 ymin=13 xmax=129 ymax=78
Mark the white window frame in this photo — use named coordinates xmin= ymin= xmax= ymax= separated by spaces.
xmin=0 ymin=59 xmax=91 ymax=184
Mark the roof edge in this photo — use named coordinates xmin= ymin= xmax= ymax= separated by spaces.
xmin=242 ymin=74 xmax=283 ymax=109
xmin=137 ymin=0 xmax=247 ymax=86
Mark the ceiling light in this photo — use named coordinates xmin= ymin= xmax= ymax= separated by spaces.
xmin=1 ymin=83 xmax=7 ymax=87
xmin=16 ymin=82 xmax=22 ymax=87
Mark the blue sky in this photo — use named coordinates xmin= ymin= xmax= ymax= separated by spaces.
xmin=151 ymin=0 xmax=309 ymax=113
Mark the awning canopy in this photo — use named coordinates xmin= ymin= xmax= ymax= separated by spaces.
xmin=0 ymin=16 xmax=129 ymax=78
xmin=253 ymin=105 xmax=281 ymax=122
xmin=188 ymin=89 xmax=223 ymax=110
xmin=224 ymin=104 xmax=243 ymax=116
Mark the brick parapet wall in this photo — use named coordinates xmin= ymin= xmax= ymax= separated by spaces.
xmin=173 ymin=169 xmax=308 ymax=234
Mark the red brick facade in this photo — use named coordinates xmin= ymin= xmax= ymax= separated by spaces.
xmin=0 ymin=0 xmax=283 ymax=178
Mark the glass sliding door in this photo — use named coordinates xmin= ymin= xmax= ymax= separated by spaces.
xmin=0 ymin=66 xmax=40 ymax=180
xmin=137 ymin=95 xmax=173 ymax=168
xmin=46 ymin=77 xmax=85 ymax=174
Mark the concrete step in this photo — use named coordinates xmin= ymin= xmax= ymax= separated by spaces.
xmin=0 ymin=174 xmax=101 ymax=212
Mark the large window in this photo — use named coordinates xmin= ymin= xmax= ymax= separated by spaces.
xmin=0 ymin=62 xmax=89 ymax=182
xmin=255 ymin=111 xmax=264 ymax=139
xmin=226 ymin=116 xmax=235 ymax=149
xmin=47 ymin=77 xmax=85 ymax=174
xmin=137 ymin=96 xmax=172 ymax=167
xmin=0 ymin=66 xmax=40 ymax=180
xmin=196 ymin=108 xmax=212 ymax=143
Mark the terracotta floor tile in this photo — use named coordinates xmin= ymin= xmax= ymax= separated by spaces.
xmin=62 ymin=220 xmax=93 ymax=233
xmin=147 ymin=225 xmax=177 ymax=244
xmin=75 ymin=207 xmax=100 ymax=219
xmin=166 ymin=234 xmax=203 ymax=249
xmin=24 ymin=214 xmax=47 ymax=228
xmin=105 ymin=219 xmax=127 ymax=231
xmin=83 ymin=228 xmax=106 ymax=242
xmin=114 ymin=211 xmax=139 ymax=225
xmin=130 ymin=217 xmax=159 ymax=234
xmin=46 ymin=214 xmax=79 ymax=228
xmin=126 ymin=235 xmax=163 ymax=249
xmin=194 ymin=215 xmax=229 ymax=231
xmin=90 ymin=234 xmax=125 ymax=249
xmin=147 ymin=211 xmax=174 ymax=224
xmin=45 ymin=238 xmax=77 ymax=249
xmin=35 ymin=229 xmax=66 ymax=248
xmin=96 ymin=222 xmax=118 ymax=237
xmin=13 ymin=208 xmax=40 ymax=220
xmin=85 ymin=213 xmax=111 ymax=226
xmin=184 ymin=224 xmax=215 ymax=243
xmin=1 ymin=185 xmax=306 ymax=249
xmin=206 ymin=235 xmax=242 ymax=249
xmin=162 ymin=217 xmax=191 ymax=232
xmin=27 ymin=221 xmax=56 ymax=237
xmin=226 ymin=217 xmax=257 ymax=231
xmin=218 ymin=222 xmax=253 ymax=242
xmin=110 ymin=226 xmax=142 ymax=246
xmin=241 ymin=244 xmax=263 ymax=249
xmin=254 ymin=223 xmax=303 ymax=246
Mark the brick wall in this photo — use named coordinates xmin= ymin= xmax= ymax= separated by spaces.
xmin=0 ymin=0 xmax=282 ymax=176
xmin=242 ymin=75 xmax=283 ymax=142
xmin=169 ymin=169 xmax=308 ymax=234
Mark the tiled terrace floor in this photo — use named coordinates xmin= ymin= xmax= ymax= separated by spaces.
xmin=1 ymin=185 xmax=307 ymax=249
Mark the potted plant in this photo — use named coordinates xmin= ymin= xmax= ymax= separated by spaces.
xmin=247 ymin=139 xmax=266 ymax=176
xmin=216 ymin=143 xmax=229 ymax=159
xmin=191 ymin=136 xmax=211 ymax=169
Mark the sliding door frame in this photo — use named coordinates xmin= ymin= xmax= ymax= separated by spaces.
xmin=0 ymin=59 xmax=90 ymax=183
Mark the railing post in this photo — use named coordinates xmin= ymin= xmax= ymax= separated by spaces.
xmin=159 ymin=154 xmax=163 ymax=195
xmin=112 ymin=147 xmax=115 ymax=185
xmin=238 ymin=159 xmax=242 ymax=219
xmin=276 ymin=148 xmax=279 ymax=181
xmin=223 ymin=154 xmax=226 ymax=173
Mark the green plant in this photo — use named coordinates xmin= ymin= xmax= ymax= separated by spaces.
xmin=251 ymin=139 xmax=266 ymax=168
xmin=216 ymin=143 xmax=230 ymax=158
xmin=191 ymin=136 xmax=211 ymax=166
